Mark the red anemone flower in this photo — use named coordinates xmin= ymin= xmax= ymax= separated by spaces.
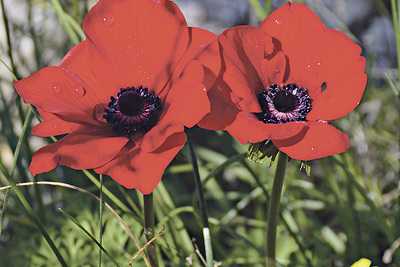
xmin=14 ymin=0 xmax=219 ymax=194
xmin=199 ymin=2 xmax=367 ymax=160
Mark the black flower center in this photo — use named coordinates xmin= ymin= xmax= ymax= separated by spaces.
xmin=103 ymin=86 xmax=162 ymax=134
xmin=256 ymin=83 xmax=311 ymax=123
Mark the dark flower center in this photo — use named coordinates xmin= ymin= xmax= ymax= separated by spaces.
xmin=103 ymin=86 xmax=162 ymax=134
xmin=256 ymin=83 xmax=311 ymax=123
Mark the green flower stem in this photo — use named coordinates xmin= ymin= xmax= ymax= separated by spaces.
xmin=266 ymin=152 xmax=288 ymax=267
xmin=143 ymin=193 xmax=159 ymax=267
xmin=391 ymin=0 xmax=400 ymax=82
xmin=99 ymin=174 xmax=104 ymax=267
xmin=186 ymin=130 xmax=214 ymax=267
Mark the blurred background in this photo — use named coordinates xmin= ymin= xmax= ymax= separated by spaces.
xmin=0 ymin=0 xmax=399 ymax=266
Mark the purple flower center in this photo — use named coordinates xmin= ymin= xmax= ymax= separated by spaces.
xmin=257 ymin=83 xmax=311 ymax=123
xmin=104 ymin=86 xmax=162 ymax=134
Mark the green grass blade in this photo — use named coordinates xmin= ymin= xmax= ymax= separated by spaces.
xmin=49 ymin=0 xmax=80 ymax=45
xmin=202 ymin=153 xmax=247 ymax=185
xmin=0 ymin=163 xmax=68 ymax=267
xmin=0 ymin=59 xmax=17 ymax=81
xmin=0 ymin=0 xmax=18 ymax=79
xmin=0 ymin=106 xmax=68 ymax=266
xmin=0 ymin=188 xmax=11 ymax=238
xmin=59 ymin=209 xmax=121 ymax=267
xmin=10 ymin=108 xmax=33 ymax=177
xmin=248 ymin=0 xmax=268 ymax=20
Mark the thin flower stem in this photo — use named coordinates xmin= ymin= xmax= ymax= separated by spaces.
xmin=99 ymin=174 xmax=104 ymax=267
xmin=391 ymin=0 xmax=400 ymax=82
xmin=143 ymin=193 xmax=159 ymax=267
xmin=186 ymin=130 xmax=214 ymax=267
xmin=240 ymin=159 xmax=312 ymax=267
xmin=266 ymin=152 xmax=288 ymax=267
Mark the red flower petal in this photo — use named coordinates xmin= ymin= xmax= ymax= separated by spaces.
xmin=140 ymin=120 xmax=184 ymax=153
xmin=31 ymin=113 xmax=81 ymax=137
xmin=163 ymin=60 xmax=209 ymax=128
xmin=14 ymin=66 xmax=104 ymax=126
xmin=259 ymin=3 xmax=367 ymax=121
xmin=272 ymin=122 xmax=349 ymax=161
xmin=217 ymin=26 xmax=285 ymax=113
xmin=30 ymin=127 xmax=129 ymax=175
xmin=95 ymin=132 xmax=187 ymax=194
xmin=224 ymin=107 xmax=307 ymax=144
xmin=278 ymin=29 xmax=366 ymax=120
xmin=258 ymin=2 xmax=325 ymax=42
xmin=60 ymin=0 xmax=189 ymax=103
xmin=173 ymin=27 xmax=220 ymax=90
xmin=197 ymin=84 xmax=234 ymax=130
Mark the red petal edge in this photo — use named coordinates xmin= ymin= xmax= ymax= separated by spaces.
xmin=272 ymin=122 xmax=350 ymax=161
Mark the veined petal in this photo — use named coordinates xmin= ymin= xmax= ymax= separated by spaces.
xmin=63 ymin=0 xmax=190 ymax=100
xmin=163 ymin=60 xmax=209 ymax=128
xmin=14 ymin=66 xmax=104 ymax=126
xmin=95 ymin=132 xmax=187 ymax=194
xmin=140 ymin=120 xmax=184 ymax=153
xmin=30 ymin=127 xmax=129 ymax=175
xmin=272 ymin=122 xmax=349 ymax=161
xmin=258 ymin=2 xmax=325 ymax=43
xmin=217 ymin=26 xmax=285 ymax=113
xmin=276 ymin=28 xmax=366 ymax=120
xmin=259 ymin=3 xmax=366 ymax=121
xmin=172 ymin=27 xmax=220 ymax=91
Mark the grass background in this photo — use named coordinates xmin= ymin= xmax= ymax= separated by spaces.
xmin=0 ymin=0 xmax=399 ymax=266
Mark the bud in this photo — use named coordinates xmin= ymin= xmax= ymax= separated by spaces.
xmin=247 ymin=140 xmax=279 ymax=166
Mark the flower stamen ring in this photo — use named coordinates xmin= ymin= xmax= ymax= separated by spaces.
xmin=104 ymin=86 xmax=162 ymax=134
xmin=257 ymin=83 xmax=312 ymax=124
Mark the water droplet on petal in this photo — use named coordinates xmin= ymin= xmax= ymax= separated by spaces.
xmin=325 ymin=95 xmax=329 ymax=100
xmin=102 ymin=13 xmax=115 ymax=26
xmin=74 ymin=85 xmax=86 ymax=96
xmin=274 ymin=19 xmax=281 ymax=25
xmin=203 ymin=88 xmax=207 ymax=92
xmin=310 ymin=147 xmax=318 ymax=153
xmin=317 ymin=62 xmax=321 ymax=66
xmin=52 ymin=83 xmax=61 ymax=94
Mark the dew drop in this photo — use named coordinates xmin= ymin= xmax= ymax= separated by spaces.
xmin=317 ymin=62 xmax=321 ymax=66
xmin=52 ymin=83 xmax=61 ymax=94
xmin=203 ymin=88 xmax=207 ymax=92
xmin=274 ymin=19 xmax=281 ymax=25
xmin=74 ymin=85 xmax=86 ymax=96
xmin=102 ymin=13 xmax=115 ymax=26
xmin=310 ymin=147 xmax=318 ymax=153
